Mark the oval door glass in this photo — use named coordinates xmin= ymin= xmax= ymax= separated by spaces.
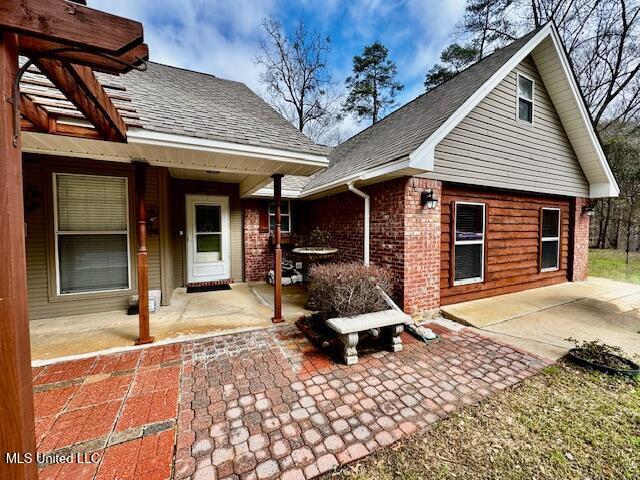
xmin=195 ymin=204 xmax=222 ymax=263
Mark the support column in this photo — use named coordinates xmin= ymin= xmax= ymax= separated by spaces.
xmin=0 ymin=32 xmax=38 ymax=480
xmin=135 ymin=162 xmax=153 ymax=345
xmin=272 ymin=174 xmax=283 ymax=323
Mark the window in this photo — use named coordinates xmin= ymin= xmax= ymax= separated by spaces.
xmin=268 ymin=200 xmax=291 ymax=233
xmin=540 ymin=208 xmax=560 ymax=271
xmin=54 ymin=173 xmax=130 ymax=295
xmin=517 ymin=74 xmax=534 ymax=123
xmin=454 ymin=202 xmax=485 ymax=285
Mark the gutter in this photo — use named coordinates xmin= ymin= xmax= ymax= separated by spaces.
xmin=347 ymin=182 xmax=370 ymax=266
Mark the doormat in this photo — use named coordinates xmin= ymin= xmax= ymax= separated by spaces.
xmin=186 ymin=284 xmax=232 ymax=294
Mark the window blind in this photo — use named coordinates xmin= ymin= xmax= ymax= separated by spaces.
xmin=55 ymin=174 xmax=130 ymax=294
xmin=57 ymin=174 xmax=128 ymax=232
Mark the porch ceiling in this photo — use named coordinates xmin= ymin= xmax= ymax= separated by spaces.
xmin=22 ymin=127 xmax=328 ymax=197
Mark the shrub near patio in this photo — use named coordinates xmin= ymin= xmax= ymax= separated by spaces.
xmin=297 ymin=262 xmax=398 ymax=356
xmin=306 ymin=262 xmax=393 ymax=318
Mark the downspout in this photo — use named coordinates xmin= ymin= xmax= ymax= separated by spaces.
xmin=347 ymin=182 xmax=369 ymax=266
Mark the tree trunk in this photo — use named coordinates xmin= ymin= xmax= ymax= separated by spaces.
xmin=626 ymin=205 xmax=633 ymax=264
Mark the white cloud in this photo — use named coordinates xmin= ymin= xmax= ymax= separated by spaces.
xmin=88 ymin=0 xmax=466 ymax=140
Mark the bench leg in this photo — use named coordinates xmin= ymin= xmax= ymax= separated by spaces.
xmin=339 ymin=332 xmax=359 ymax=365
xmin=386 ymin=324 xmax=404 ymax=352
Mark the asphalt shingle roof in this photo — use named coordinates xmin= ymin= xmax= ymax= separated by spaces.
xmin=304 ymin=28 xmax=542 ymax=191
xmin=105 ymin=62 xmax=327 ymax=157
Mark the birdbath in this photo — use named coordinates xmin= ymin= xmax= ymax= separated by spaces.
xmin=292 ymin=247 xmax=338 ymax=277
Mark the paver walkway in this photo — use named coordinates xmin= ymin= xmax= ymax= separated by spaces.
xmin=34 ymin=344 xmax=182 ymax=480
xmin=33 ymin=323 xmax=549 ymax=479
xmin=174 ymin=325 xmax=549 ymax=480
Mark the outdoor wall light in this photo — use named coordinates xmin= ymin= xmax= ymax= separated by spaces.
xmin=421 ymin=190 xmax=438 ymax=209
xmin=582 ymin=204 xmax=596 ymax=216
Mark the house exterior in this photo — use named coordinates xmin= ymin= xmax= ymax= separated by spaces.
xmin=21 ymin=22 xmax=617 ymax=322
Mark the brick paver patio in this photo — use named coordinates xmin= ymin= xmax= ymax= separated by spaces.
xmin=32 ymin=323 xmax=549 ymax=479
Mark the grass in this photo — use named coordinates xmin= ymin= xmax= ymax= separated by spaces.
xmin=589 ymin=248 xmax=640 ymax=284
xmin=324 ymin=365 xmax=640 ymax=480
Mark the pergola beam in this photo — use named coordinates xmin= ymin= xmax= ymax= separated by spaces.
xmin=0 ymin=31 xmax=38 ymax=480
xmin=19 ymin=93 xmax=50 ymax=131
xmin=19 ymin=37 xmax=148 ymax=74
xmin=34 ymin=58 xmax=127 ymax=142
xmin=0 ymin=0 xmax=143 ymax=54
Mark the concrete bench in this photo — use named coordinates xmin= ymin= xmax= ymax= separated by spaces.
xmin=326 ymin=309 xmax=413 ymax=365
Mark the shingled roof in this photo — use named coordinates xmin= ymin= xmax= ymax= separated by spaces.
xmin=304 ymin=27 xmax=543 ymax=191
xmin=105 ymin=62 xmax=327 ymax=157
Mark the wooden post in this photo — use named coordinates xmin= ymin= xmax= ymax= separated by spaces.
xmin=272 ymin=174 xmax=283 ymax=323
xmin=135 ymin=162 xmax=153 ymax=345
xmin=0 ymin=31 xmax=38 ymax=480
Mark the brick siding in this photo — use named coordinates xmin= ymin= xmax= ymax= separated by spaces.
xmin=242 ymin=199 xmax=271 ymax=282
xmin=571 ymin=197 xmax=590 ymax=281
xmin=300 ymin=178 xmax=442 ymax=314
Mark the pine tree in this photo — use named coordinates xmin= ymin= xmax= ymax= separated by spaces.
xmin=343 ymin=41 xmax=404 ymax=124
xmin=424 ymin=43 xmax=478 ymax=91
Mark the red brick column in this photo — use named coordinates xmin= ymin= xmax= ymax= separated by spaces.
xmin=571 ymin=197 xmax=590 ymax=281
xmin=402 ymin=178 xmax=442 ymax=314
xmin=242 ymin=200 xmax=271 ymax=282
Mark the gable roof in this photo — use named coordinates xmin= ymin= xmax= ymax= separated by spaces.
xmin=104 ymin=62 xmax=327 ymax=157
xmin=303 ymin=23 xmax=618 ymax=198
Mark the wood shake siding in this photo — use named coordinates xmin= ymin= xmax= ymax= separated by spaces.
xmin=440 ymin=184 xmax=570 ymax=305
xmin=430 ymin=56 xmax=589 ymax=197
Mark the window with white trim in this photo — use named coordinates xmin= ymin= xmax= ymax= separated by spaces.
xmin=517 ymin=74 xmax=534 ymax=123
xmin=454 ymin=202 xmax=485 ymax=285
xmin=268 ymin=200 xmax=291 ymax=233
xmin=540 ymin=208 xmax=560 ymax=271
xmin=54 ymin=173 xmax=130 ymax=295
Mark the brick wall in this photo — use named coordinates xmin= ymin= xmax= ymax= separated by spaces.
xmin=302 ymin=189 xmax=365 ymax=264
xmin=301 ymin=177 xmax=442 ymax=314
xmin=242 ymin=199 xmax=271 ymax=282
xmin=403 ymin=178 xmax=441 ymax=314
xmin=571 ymin=197 xmax=590 ymax=281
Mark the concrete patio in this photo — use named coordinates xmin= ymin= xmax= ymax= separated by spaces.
xmin=441 ymin=277 xmax=640 ymax=359
xmin=30 ymin=284 xmax=310 ymax=362
xmin=32 ymin=322 xmax=548 ymax=480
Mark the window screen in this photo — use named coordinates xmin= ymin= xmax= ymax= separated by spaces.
xmin=540 ymin=209 xmax=560 ymax=271
xmin=55 ymin=174 xmax=129 ymax=294
xmin=518 ymin=75 xmax=533 ymax=123
xmin=454 ymin=203 xmax=485 ymax=283
xmin=269 ymin=200 xmax=291 ymax=233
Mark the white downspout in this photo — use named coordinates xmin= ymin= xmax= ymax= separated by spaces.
xmin=348 ymin=182 xmax=370 ymax=266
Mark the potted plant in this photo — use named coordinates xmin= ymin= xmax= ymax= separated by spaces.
xmin=566 ymin=338 xmax=639 ymax=377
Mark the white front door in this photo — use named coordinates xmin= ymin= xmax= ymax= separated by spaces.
xmin=185 ymin=195 xmax=230 ymax=283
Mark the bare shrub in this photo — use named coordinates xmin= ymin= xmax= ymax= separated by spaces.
xmin=307 ymin=262 xmax=393 ymax=318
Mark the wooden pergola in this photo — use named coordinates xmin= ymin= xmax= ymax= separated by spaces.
xmin=0 ymin=1 xmax=148 ymax=478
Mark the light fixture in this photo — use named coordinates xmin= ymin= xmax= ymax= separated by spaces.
xmin=582 ymin=204 xmax=596 ymax=216
xmin=420 ymin=190 xmax=438 ymax=209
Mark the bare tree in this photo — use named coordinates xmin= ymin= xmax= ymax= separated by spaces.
xmin=452 ymin=0 xmax=640 ymax=126
xmin=255 ymin=17 xmax=340 ymax=142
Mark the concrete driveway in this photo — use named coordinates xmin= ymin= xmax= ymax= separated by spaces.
xmin=441 ymin=277 xmax=640 ymax=360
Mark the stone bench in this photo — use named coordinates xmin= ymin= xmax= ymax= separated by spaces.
xmin=326 ymin=309 xmax=413 ymax=365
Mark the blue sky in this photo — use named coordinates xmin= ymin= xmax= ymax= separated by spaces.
xmin=89 ymin=0 xmax=466 ymax=137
